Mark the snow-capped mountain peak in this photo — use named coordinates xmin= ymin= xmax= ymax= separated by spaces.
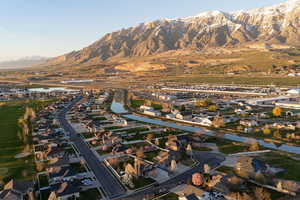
xmin=46 ymin=0 xmax=300 ymax=67
xmin=232 ymin=0 xmax=300 ymax=16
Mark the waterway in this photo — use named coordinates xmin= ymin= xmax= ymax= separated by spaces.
xmin=111 ymin=100 xmax=300 ymax=155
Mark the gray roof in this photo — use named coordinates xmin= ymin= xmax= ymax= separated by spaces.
xmin=4 ymin=180 xmax=34 ymax=194
xmin=51 ymin=181 xmax=80 ymax=197
xmin=186 ymin=193 xmax=199 ymax=200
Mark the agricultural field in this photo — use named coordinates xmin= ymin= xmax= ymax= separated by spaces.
xmin=0 ymin=99 xmax=54 ymax=184
xmin=167 ymin=75 xmax=300 ymax=86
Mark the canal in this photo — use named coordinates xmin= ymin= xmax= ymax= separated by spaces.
xmin=111 ymin=99 xmax=300 ymax=155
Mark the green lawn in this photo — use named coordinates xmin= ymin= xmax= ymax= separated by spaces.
xmin=217 ymin=166 xmax=235 ymax=174
xmin=205 ymin=137 xmax=249 ymax=154
xmin=131 ymin=99 xmax=145 ymax=109
xmin=105 ymin=126 xmax=123 ymax=130
xmin=79 ymin=188 xmax=102 ymax=200
xmin=151 ymin=103 xmax=163 ymax=110
xmin=159 ymin=193 xmax=179 ymax=200
xmin=168 ymin=75 xmax=300 ymax=86
xmin=0 ymin=99 xmax=54 ymax=183
xmin=38 ymin=174 xmax=49 ymax=188
xmin=96 ymin=147 xmax=113 ymax=156
xmin=40 ymin=189 xmax=51 ymax=200
xmin=81 ymin=132 xmax=96 ymax=139
xmin=144 ymin=150 xmax=160 ymax=161
xmin=92 ymin=116 xmax=107 ymax=121
xmin=193 ymin=147 xmax=212 ymax=152
xmin=261 ymin=152 xmax=300 ymax=181
xmin=219 ymin=144 xmax=248 ymax=154
xmin=70 ymin=162 xmax=87 ymax=173
xmin=132 ymin=177 xmax=155 ymax=189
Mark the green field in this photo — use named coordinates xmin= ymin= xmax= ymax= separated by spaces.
xmin=0 ymin=100 xmax=54 ymax=184
xmin=167 ymin=75 xmax=300 ymax=86
xmin=130 ymin=99 xmax=145 ymax=109
xmin=205 ymin=137 xmax=250 ymax=154
xmin=261 ymin=152 xmax=300 ymax=181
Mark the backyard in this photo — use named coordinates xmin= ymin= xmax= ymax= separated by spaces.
xmin=260 ymin=152 xmax=300 ymax=181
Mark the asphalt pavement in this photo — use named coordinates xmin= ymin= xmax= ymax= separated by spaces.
xmin=117 ymin=151 xmax=225 ymax=200
xmin=58 ymin=96 xmax=126 ymax=199
xmin=58 ymin=97 xmax=224 ymax=200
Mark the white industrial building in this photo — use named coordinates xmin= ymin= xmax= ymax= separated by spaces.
xmin=287 ymin=88 xmax=300 ymax=96
xmin=275 ymin=102 xmax=300 ymax=109
xmin=246 ymin=96 xmax=296 ymax=106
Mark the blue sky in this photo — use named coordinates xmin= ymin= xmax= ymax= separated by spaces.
xmin=0 ymin=0 xmax=286 ymax=60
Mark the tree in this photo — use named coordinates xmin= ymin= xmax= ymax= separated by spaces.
xmin=180 ymin=105 xmax=186 ymax=112
xmin=186 ymin=144 xmax=192 ymax=152
xmin=204 ymin=164 xmax=211 ymax=174
xmin=263 ymin=128 xmax=271 ymax=135
xmin=136 ymin=149 xmax=144 ymax=159
xmin=248 ymin=139 xmax=260 ymax=151
xmin=36 ymin=162 xmax=45 ymax=172
xmin=146 ymin=133 xmax=154 ymax=142
xmin=170 ymin=160 xmax=177 ymax=172
xmin=272 ymin=107 xmax=282 ymax=117
xmin=228 ymin=192 xmax=252 ymax=200
xmin=192 ymin=173 xmax=204 ymax=186
xmin=208 ymin=105 xmax=217 ymax=112
xmin=206 ymin=175 xmax=222 ymax=188
xmin=212 ymin=116 xmax=225 ymax=128
xmin=155 ymin=138 xmax=160 ymax=146
xmin=276 ymin=181 xmax=283 ymax=190
xmin=273 ymin=129 xmax=282 ymax=139
xmin=255 ymin=172 xmax=266 ymax=184
xmin=145 ymin=100 xmax=152 ymax=106
xmin=195 ymin=98 xmax=213 ymax=107
xmin=254 ymin=187 xmax=271 ymax=200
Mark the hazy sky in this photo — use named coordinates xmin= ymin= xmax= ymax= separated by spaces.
xmin=0 ymin=0 xmax=286 ymax=60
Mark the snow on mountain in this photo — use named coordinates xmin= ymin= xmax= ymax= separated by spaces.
xmin=46 ymin=0 xmax=300 ymax=67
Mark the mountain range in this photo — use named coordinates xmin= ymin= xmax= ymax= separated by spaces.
xmin=0 ymin=56 xmax=48 ymax=69
xmin=46 ymin=0 xmax=300 ymax=71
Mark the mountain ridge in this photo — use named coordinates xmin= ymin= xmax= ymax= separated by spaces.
xmin=46 ymin=0 xmax=300 ymax=68
xmin=0 ymin=56 xmax=48 ymax=69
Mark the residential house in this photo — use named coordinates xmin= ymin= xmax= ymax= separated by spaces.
xmin=0 ymin=180 xmax=34 ymax=200
xmin=244 ymin=128 xmax=254 ymax=133
xmin=41 ymin=144 xmax=65 ymax=161
xmin=272 ymin=122 xmax=287 ymax=129
xmin=286 ymin=123 xmax=296 ymax=131
xmin=114 ymin=119 xmax=128 ymax=127
xmin=175 ymin=111 xmax=193 ymax=120
xmin=234 ymin=109 xmax=251 ymax=115
xmin=193 ymin=116 xmax=214 ymax=127
xmin=144 ymin=110 xmax=161 ymax=117
xmin=223 ymin=115 xmax=238 ymax=124
xmin=166 ymin=114 xmax=176 ymax=119
xmin=154 ymin=151 xmax=169 ymax=164
xmin=48 ymin=181 xmax=80 ymax=200
xmin=286 ymin=110 xmax=300 ymax=117
xmin=240 ymin=119 xmax=259 ymax=127
xmin=173 ymin=184 xmax=205 ymax=200
xmin=140 ymin=105 xmax=152 ymax=111
xmin=48 ymin=166 xmax=78 ymax=184
xmin=259 ymin=112 xmax=269 ymax=118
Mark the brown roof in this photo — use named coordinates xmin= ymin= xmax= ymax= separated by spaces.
xmin=173 ymin=184 xmax=204 ymax=197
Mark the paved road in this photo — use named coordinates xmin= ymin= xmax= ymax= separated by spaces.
xmin=58 ymin=96 xmax=126 ymax=199
xmin=117 ymin=152 xmax=225 ymax=200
